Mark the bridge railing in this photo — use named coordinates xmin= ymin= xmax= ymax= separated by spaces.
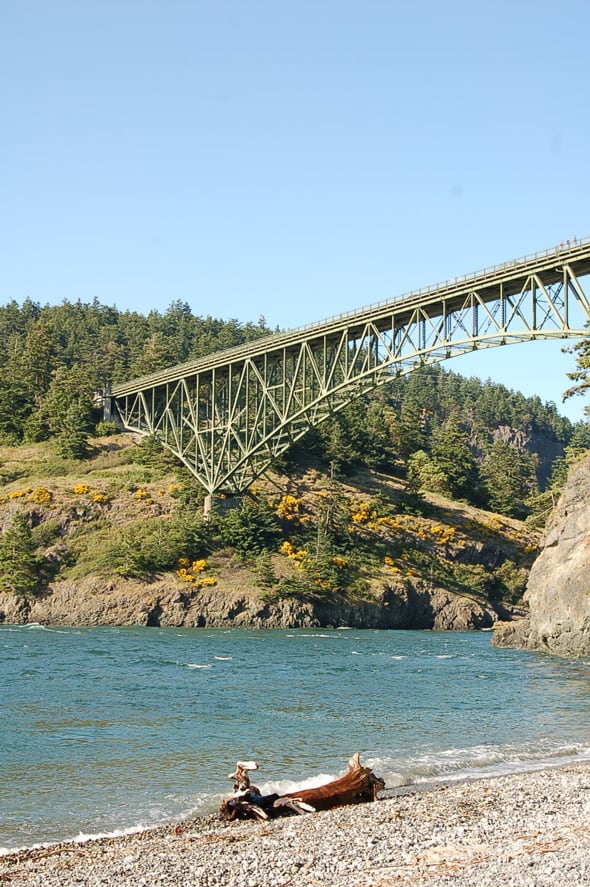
xmin=290 ymin=236 xmax=590 ymax=334
xmin=112 ymin=236 xmax=590 ymax=396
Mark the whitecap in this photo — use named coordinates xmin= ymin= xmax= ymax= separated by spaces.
xmin=1 ymin=824 xmax=154 ymax=857
xmin=23 ymin=623 xmax=71 ymax=633
xmin=261 ymin=772 xmax=339 ymax=798
xmin=186 ymin=663 xmax=212 ymax=669
xmin=306 ymin=633 xmax=337 ymax=639
xmin=375 ymin=740 xmax=590 ymax=791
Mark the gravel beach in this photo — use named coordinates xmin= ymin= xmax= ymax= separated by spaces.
xmin=2 ymin=763 xmax=590 ymax=886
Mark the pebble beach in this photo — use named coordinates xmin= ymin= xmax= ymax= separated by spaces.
xmin=2 ymin=763 xmax=590 ymax=886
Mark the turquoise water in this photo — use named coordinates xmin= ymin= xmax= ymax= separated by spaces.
xmin=2 ymin=624 xmax=590 ymax=852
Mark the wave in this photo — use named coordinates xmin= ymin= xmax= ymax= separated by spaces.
xmin=23 ymin=624 xmax=73 ymax=634
xmin=370 ymin=740 xmax=590 ymax=790
xmin=249 ymin=741 xmax=590 ymax=803
xmin=0 ymin=623 xmax=72 ymax=634
xmin=4 ymin=743 xmax=590 ymax=857
xmin=255 ymin=772 xmax=341 ymax=799
xmin=197 ymin=742 xmax=590 ymax=826
xmin=0 ymin=796 xmax=212 ymax=857
xmin=0 ymin=825 xmax=146 ymax=857
xmin=287 ymin=632 xmax=341 ymax=640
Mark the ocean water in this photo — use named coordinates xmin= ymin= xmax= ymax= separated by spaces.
xmin=2 ymin=624 xmax=590 ymax=852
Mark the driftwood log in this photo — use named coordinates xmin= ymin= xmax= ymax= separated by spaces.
xmin=219 ymin=752 xmax=385 ymax=821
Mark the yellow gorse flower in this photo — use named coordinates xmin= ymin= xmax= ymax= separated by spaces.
xmin=28 ymin=487 xmax=53 ymax=504
xmin=176 ymin=557 xmax=215 ymax=589
xmin=276 ymin=494 xmax=304 ymax=521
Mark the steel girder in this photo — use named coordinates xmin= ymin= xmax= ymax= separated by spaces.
xmin=112 ymin=240 xmax=590 ymax=495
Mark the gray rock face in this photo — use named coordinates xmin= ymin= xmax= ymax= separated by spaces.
xmin=494 ymin=452 xmax=590 ymax=658
xmin=0 ymin=576 xmax=498 ymax=631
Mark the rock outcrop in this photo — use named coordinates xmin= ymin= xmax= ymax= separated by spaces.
xmin=0 ymin=574 xmax=500 ymax=631
xmin=494 ymin=452 xmax=590 ymax=658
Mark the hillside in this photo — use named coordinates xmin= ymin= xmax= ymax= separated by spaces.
xmin=1 ymin=297 xmax=586 ymax=629
xmin=0 ymin=433 xmax=538 ymax=629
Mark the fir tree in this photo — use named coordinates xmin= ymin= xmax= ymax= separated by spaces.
xmin=430 ymin=420 xmax=482 ymax=502
xmin=564 ymin=335 xmax=590 ymax=413
xmin=0 ymin=512 xmax=41 ymax=597
xmin=481 ymin=440 xmax=539 ymax=518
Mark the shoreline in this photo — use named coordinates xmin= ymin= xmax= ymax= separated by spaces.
xmin=3 ymin=754 xmax=586 ymax=860
xmin=2 ymin=762 xmax=590 ymax=885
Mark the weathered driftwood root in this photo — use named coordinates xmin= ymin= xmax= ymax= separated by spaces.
xmin=219 ymin=752 xmax=385 ymax=821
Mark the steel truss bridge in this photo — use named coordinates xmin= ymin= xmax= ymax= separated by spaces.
xmin=110 ymin=239 xmax=590 ymax=502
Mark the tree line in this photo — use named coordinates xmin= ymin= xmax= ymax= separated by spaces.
xmin=0 ymin=298 xmax=272 ymax=455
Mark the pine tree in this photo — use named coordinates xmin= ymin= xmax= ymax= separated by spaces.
xmin=564 ymin=336 xmax=590 ymax=413
xmin=406 ymin=449 xmax=448 ymax=494
xmin=0 ymin=512 xmax=41 ymax=597
xmin=35 ymin=366 xmax=97 ymax=457
xmin=431 ymin=420 xmax=482 ymax=502
xmin=129 ymin=332 xmax=177 ymax=378
xmin=481 ymin=440 xmax=539 ymax=518
xmin=54 ymin=402 xmax=92 ymax=460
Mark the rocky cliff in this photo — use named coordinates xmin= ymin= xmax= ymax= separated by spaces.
xmin=493 ymin=452 xmax=590 ymax=658
xmin=0 ymin=572 xmax=502 ymax=631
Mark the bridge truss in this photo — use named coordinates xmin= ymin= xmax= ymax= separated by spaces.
xmin=111 ymin=240 xmax=590 ymax=497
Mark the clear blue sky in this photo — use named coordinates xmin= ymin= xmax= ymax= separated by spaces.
xmin=1 ymin=0 xmax=589 ymax=421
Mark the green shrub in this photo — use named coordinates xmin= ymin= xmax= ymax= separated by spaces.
xmin=451 ymin=562 xmax=493 ymax=596
xmin=217 ymin=499 xmax=281 ymax=560
xmin=112 ymin=518 xmax=187 ymax=577
xmin=490 ymin=560 xmax=529 ymax=603
xmin=129 ymin=435 xmax=178 ymax=475
xmin=94 ymin=421 xmax=121 ymax=437
xmin=31 ymin=520 xmax=62 ymax=548
xmin=253 ymin=552 xmax=277 ymax=588
xmin=272 ymin=575 xmax=312 ymax=599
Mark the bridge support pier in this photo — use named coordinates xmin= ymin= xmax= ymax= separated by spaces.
xmin=100 ymin=385 xmax=123 ymax=427
xmin=203 ymin=494 xmax=244 ymax=520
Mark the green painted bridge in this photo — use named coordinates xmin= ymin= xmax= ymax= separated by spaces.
xmin=109 ymin=239 xmax=590 ymax=502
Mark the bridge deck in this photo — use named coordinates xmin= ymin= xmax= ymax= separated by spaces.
xmin=112 ymin=238 xmax=590 ymax=397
